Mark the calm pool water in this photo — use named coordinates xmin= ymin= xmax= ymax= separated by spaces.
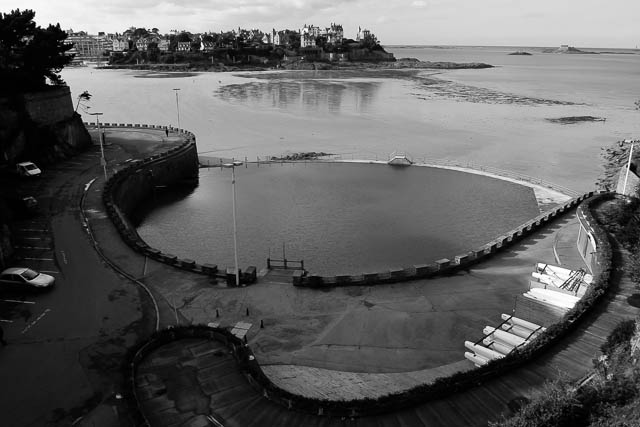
xmin=136 ymin=162 xmax=539 ymax=275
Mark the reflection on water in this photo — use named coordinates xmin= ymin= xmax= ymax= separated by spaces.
xmin=221 ymin=69 xmax=577 ymax=110
xmin=216 ymin=77 xmax=381 ymax=114
xmin=137 ymin=163 xmax=540 ymax=275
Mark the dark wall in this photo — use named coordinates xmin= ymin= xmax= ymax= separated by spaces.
xmin=110 ymin=144 xmax=199 ymax=219
xmin=0 ymin=86 xmax=91 ymax=165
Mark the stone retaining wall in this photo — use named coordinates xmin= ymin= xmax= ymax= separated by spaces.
xmin=100 ymin=125 xmax=226 ymax=278
xmin=22 ymin=86 xmax=74 ymax=126
xmin=295 ymin=191 xmax=596 ymax=287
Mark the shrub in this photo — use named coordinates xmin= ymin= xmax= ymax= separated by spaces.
xmin=489 ymin=379 xmax=586 ymax=427
xmin=601 ymin=319 xmax=637 ymax=357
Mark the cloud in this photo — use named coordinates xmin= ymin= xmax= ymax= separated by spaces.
xmin=411 ymin=0 xmax=427 ymax=7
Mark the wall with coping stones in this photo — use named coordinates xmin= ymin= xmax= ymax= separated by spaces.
xmin=295 ymin=191 xmax=596 ymax=287
xmin=101 ymin=125 xmax=223 ymax=278
xmin=126 ymin=192 xmax=614 ymax=420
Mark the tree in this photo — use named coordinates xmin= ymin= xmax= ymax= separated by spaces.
xmin=132 ymin=27 xmax=148 ymax=38
xmin=0 ymin=9 xmax=72 ymax=92
xmin=360 ymin=33 xmax=379 ymax=49
xmin=74 ymin=90 xmax=91 ymax=112
xmin=220 ymin=31 xmax=235 ymax=48
xmin=147 ymin=42 xmax=160 ymax=62
xmin=190 ymin=36 xmax=201 ymax=52
xmin=176 ymin=32 xmax=192 ymax=43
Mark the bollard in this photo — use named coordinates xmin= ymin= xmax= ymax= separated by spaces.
xmin=216 ymin=309 xmax=219 ymax=318
xmin=246 ymin=307 xmax=249 ymax=316
xmin=260 ymin=320 xmax=264 ymax=328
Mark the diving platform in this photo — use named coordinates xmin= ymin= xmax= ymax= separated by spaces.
xmin=387 ymin=151 xmax=413 ymax=166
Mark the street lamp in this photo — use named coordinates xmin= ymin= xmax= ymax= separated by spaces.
xmin=622 ymin=139 xmax=639 ymax=196
xmin=222 ymin=161 xmax=243 ymax=286
xmin=172 ymin=88 xmax=181 ymax=130
xmin=88 ymin=112 xmax=107 ymax=180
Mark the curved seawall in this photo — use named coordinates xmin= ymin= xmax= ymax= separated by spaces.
xmin=103 ymin=132 xmax=595 ymax=286
xmin=98 ymin=124 xmax=223 ymax=277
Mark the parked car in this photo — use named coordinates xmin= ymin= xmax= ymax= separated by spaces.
xmin=0 ymin=268 xmax=55 ymax=290
xmin=16 ymin=161 xmax=41 ymax=177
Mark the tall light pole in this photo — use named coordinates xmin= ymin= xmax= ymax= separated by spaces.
xmin=622 ymin=139 xmax=639 ymax=196
xmin=222 ymin=161 xmax=243 ymax=286
xmin=172 ymin=88 xmax=181 ymax=130
xmin=89 ymin=112 xmax=107 ymax=180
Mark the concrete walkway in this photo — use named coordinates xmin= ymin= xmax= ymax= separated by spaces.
xmin=258 ymin=216 xmax=586 ymax=401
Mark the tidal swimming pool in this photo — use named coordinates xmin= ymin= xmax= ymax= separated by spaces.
xmin=136 ymin=162 xmax=541 ymax=275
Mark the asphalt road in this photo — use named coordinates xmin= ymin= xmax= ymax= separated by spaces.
xmin=0 ymin=145 xmax=154 ymax=426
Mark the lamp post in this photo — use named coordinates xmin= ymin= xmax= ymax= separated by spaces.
xmin=89 ymin=112 xmax=107 ymax=180
xmin=172 ymin=88 xmax=181 ymax=130
xmin=622 ymin=139 xmax=639 ymax=196
xmin=222 ymin=161 xmax=243 ymax=286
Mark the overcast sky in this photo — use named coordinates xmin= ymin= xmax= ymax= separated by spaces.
xmin=7 ymin=0 xmax=640 ymax=48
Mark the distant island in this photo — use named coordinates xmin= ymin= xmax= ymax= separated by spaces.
xmin=508 ymin=51 xmax=532 ymax=56
xmin=71 ymin=24 xmax=399 ymax=70
xmin=542 ymin=45 xmax=599 ymax=54
xmin=69 ymin=24 xmax=496 ymax=72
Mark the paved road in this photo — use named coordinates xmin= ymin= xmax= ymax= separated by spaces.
xmin=0 ymin=135 xmax=172 ymax=426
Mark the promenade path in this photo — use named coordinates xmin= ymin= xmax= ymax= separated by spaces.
xmin=78 ymin=126 xmax=640 ymax=425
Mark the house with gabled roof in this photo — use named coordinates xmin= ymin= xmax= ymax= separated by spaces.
xmin=135 ymin=38 xmax=149 ymax=51
xmin=112 ymin=38 xmax=128 ymax=52
xmin=176 ymin=41 xmax=190 ymax=52
xmin=201 ymin=41 xmax=216 ymax=52
xmin=158 ymin=39 xmax=170 ymax=52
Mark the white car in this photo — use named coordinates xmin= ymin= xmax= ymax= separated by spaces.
xmin=16 ymin=161 xmax=41 ymax=177
xmin=0 ymin=268 xmax=55 ymax=290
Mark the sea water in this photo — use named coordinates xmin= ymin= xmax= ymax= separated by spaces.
xmin=61 ymin=46 xmax=640 ymax=273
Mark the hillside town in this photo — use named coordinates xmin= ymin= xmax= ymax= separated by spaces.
xmin=65 ymin=23 xmax=395 ymax=67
